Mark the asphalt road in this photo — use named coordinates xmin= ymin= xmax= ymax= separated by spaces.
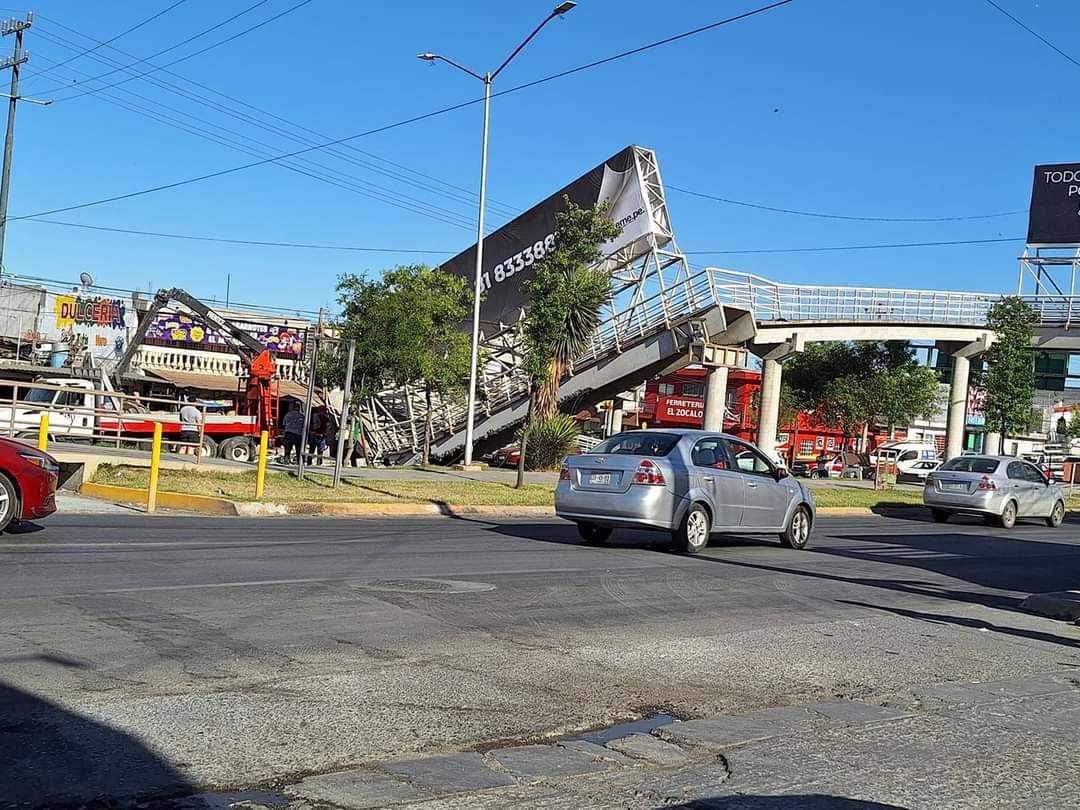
xmin=1 ymin=511 xmax=1079 ymax=806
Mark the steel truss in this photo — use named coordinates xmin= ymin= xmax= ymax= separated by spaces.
xmin=363 ymin=146 xmax=696 ymax=462
xmin=1018 ymin=247 xmax=1080 ymax=329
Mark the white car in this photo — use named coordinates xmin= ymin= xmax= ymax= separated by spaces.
xmin=897 ymin=459 xmax=939 ymax=484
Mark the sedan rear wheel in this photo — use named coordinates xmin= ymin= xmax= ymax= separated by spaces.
xmin=997 ymin=499 xmax=1018 ymax=529
xmin=674 ymin=504 xmax=710 ymax=554
xmin=577 ymin=522 xmax=612 ymax=545
xmin=780 ymin=505 xmax=812 ymax=549
xmin=1047 ymin=500 xmax=1066 ymax=528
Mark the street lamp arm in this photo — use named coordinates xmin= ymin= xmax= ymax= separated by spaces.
xmin=418 ymin=52 xmax=486 ymax=82
xmin=492 ymin=5 xmax=569 ymax=80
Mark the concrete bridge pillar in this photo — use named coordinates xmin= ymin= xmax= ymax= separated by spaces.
xmin=984 ymin=431 xmax=1002 ymax=455
xmin=941 ymin=333 xmax=993 ymax=460
xmin=703 ymin=366 xmax=729 ymax=433
xmin=757 ymin=358 xmax=783 ymax=457
xmin=944 ymin=354 xmax=970 ymax=461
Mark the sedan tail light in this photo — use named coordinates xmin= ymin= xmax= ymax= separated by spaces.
xmin=632 ymin=459 xmax=666 ymax=486
xmin=559 ymin=466 xmax=571 ymax=481
xmin=977 ymin=475 xmax=997 ymax=491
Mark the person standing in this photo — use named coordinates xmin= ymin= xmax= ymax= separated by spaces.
xmin=178 ymin=397 xmax=202 ymax=456
xmin=305 ymin=407 xmax=326 ymax=465
xmin=282 ymin=402 xmax=304 ymax=464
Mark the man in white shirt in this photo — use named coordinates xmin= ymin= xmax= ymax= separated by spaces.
xmin=282 ymin=402 xmax=305 ymax=464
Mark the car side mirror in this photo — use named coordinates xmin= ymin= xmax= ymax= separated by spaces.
xmin=775 ymin=467 xmax=789 ymax=481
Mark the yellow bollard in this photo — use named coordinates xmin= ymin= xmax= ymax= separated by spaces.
xmin=37 ymin=412 xmax=49 ymax=452
xmin=147 ymin=422 xmax=162 ymax=513
xmin=255 ymin=430 xmax=269 ymax=500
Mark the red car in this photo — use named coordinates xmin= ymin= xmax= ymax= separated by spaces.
xmin=0 ymin=437 xmax=59 ymax=530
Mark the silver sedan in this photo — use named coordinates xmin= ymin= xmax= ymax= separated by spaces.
xmin=923 ymin=454 xmax=1066 ymax=528
xmin=554 ymin=429 xmax=816 ymax=554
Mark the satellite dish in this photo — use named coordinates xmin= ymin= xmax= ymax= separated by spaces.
xmin=79 ymin=272 xmax=94 ymax=287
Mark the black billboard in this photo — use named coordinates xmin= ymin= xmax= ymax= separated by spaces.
xmin=1028 ymin=163 xmax=1080 ymax=246
xmin=440 ymin=145 xmax=655 ymax=328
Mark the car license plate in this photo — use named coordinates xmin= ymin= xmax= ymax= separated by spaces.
xmin=590 ymin=473 xmax=613 ymax=486
xmin=941 ymin=482 xmax=966 ymax=492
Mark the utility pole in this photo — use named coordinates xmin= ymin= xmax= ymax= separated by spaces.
xmin=297 ymin=308 xmax=324 ymax=481
xmin=0 ymin=12 xmax=33 ymax=282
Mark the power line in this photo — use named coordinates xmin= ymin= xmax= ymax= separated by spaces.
xmin=12 ymin=0 xmax=798 ymax=221
xmin=34 ymin=0 xmax=274 ymax=94
xmin=21 ymin=0 xmax=191 ymax=82
xmin=7 ymin=271 xmax=326 ymax=317
xmin=24 ymin=49 xmax=484 ymax=232
xmin=666 ymin=184 xmax=1026 ymax=222
xmin=683 ymin=236 xmax=1024 ymax=255
xmin=30 ymin=21 xmax=519 ymax=223
xmin=24 ymin=216 xmax=454 ymax=254
xmin=982 ymin=0 xmax=1080 ymax=70
xmin=491 ymin=0 xmax=797 ymax=98
xmin=46 ymin=0 xmax=319 ymax=102
xmin=33 ymin=15 xmax=522 ymax=219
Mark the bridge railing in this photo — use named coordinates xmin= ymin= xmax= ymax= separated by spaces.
xmin=368 ymin=266 xmax=1080 ymax=460
xmin=1020 ymin=295 xmax=1080 ymax=328
xmin=711 ymin=269 xmax=999 ymax=326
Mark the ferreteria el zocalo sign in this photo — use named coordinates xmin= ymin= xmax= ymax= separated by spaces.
xmin=1028 ymin=163 xmax=1080 ymax=246
xmin=440 ymin=145 xmax=664 ymax=329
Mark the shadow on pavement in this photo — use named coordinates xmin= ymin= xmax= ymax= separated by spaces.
xmin=5 ymin=521 xmax=45 ymax=535
xmin=480 ymin=518 xmax=1080 ymax=646
xmin=0 ymin=679 xmax=193 ymax=807
xmin=821 ymin=529 xmax=1080 ymax=597
xmin=668 ymin=797 xmax=907 ymax=809
xmin=837 ymin=599 xmax=1080 ymax=649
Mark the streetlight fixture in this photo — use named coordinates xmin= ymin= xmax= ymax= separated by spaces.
xmin=419 ymin=1 xmax=575 ymax=468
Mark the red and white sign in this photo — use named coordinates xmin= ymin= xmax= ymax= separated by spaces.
xmin=658 ymin=396 xmax=704 ymax=426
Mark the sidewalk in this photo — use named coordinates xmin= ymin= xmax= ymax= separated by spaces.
xmin=181 ymin=671 xmax=1080 ymax=809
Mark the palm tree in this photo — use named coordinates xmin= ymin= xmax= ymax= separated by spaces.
xmin=522 ymin=198 xmax=620 ymax=423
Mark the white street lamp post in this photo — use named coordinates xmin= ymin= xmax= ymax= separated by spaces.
xmin=419 ymin=1 xmax=575 ymax=467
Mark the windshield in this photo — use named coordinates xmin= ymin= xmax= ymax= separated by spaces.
xmin=592 ymin=432 xmax=680 ymax=457
xmin=939 ymin=457 xmax=999 ymax=474
xmin=23 ymin=389 xmax=54 ymax=404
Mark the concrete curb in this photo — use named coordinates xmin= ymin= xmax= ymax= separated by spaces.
xmin=79 ymin=482 xmax=242 ymax=516
xmin=77 ymin=481 xmax=926 ymax=520
xmin=78 ymin=483 xmax=557 ymax=518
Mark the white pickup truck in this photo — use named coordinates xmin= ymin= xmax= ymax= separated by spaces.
xmin=0 ymin=377 xmax=266 ymax=461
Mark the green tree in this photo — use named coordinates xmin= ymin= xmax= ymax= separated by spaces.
xmin=334 ymin=265 xmax=473 ymax=465
xmin=515 ymin=199 xmax=619 ymax=486
xmin=784 ymin=341 xmax=941 ymax=444
xmin=977 ymin=297 xmax=1038 ymax=440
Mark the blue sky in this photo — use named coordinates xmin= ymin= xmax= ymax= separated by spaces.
xmin=0 ymin=0 xmax=1076 ymax=314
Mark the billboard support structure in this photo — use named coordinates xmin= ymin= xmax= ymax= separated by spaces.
xmin=1020 ymin=163 xmax=1080 ymax=329
xmin=1017 ymin=247 xmax=1080 ymax=329
xmin=364 ymin=145 xmax=697 ymax=463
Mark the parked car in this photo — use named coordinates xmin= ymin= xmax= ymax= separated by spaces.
xmin=923 ymin=454 xmax=1065 ymax=529
xmin=789 ymin=460 xmax=811 ymax=478
xmin=871 ymin=441 xmax=939 ymax=476
xmin=554 ymin=429 xmax=816 ymax=554
xmin=0 ymin=437 xmax=59 ymax=531
xmin=489 ymin=446 xmax=521 ymax=468
xmin=897 ymin=459 xmax=939 ymax=485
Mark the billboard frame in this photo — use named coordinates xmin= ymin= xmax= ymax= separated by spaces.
xmin=367 ymin=145 xmax=698 ymax=460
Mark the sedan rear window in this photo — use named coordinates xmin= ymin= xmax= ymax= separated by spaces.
xmin=939 ymin=457 xmax=999 ymax=474
xmin=592 ymin=432 xmax=680 ymax=457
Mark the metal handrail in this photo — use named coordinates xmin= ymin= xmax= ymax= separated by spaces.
xmin=368 ymin=265 xmax=1080 ymax=457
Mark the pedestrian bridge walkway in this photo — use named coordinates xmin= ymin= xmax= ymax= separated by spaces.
xmin=367 ymin=264 xmax=1079 ymax=464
